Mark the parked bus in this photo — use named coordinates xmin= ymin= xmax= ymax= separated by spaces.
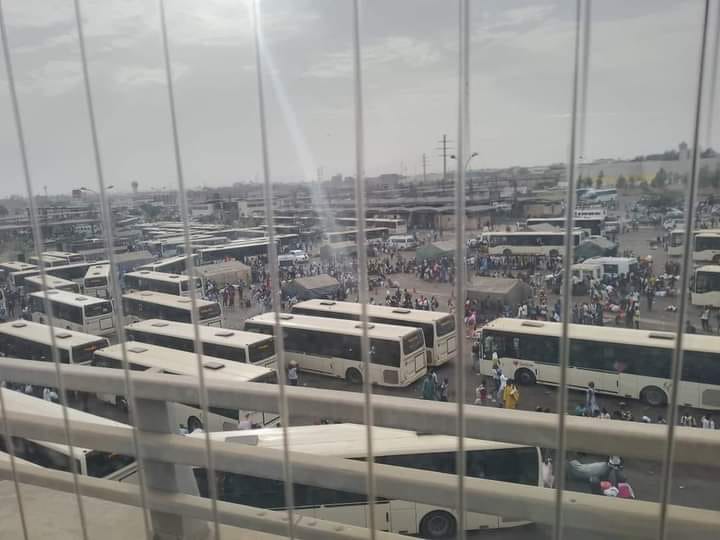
xmin=126 ymin=319 xmax=276 ymax=368
xmin=0 ymin=388 xmax=136 ymax=481
xmin=0 ymin=261 xmax=36 ymax=285
xmin=83 ymin=263 xmax=112 ymax=298
xmin=668 ymin=229 xmax=720 ymax=259
xmin=191 ymin=423 xmax=542 ymax=539
xmin=137 ymin=254 xmax=198 ymax=275
xmin=29 ymin=254 xmax=66 ymax=267
xmin=478 ymin=318 xmax=720 ymax=409
xmin=387 ymin=234 xmax=417 ymax=250
xmin=24 ymin=275 xmax=80 ymax=294
xmin=122 ymin=291 xmax=223 ymax=327
xmin=92 ymin=342 xmax=277 ymax=431
xmin=693 ymin=230 xmax=720 ymax=263
xmin=323 ymin=228 xmax=389 ymax=245
xmin=291 ymin=299 xmax=456 ymax=367
xmin=41 ymin=251 xmax=85 ymax=264
xmin=579 ymin=188 xmax=617 ymax=205
xmin=244 ymin=312 xmax=426 ymax=387
xmin=585 ymin=256 xmax=638 ymax=278
xmin=691 ymin=265 xmax=720 ymax=308
xmin=198 ymin=236 xmax=300 ymax=263
xmin=0 ymin=320 xmax=109 ymax=365
xmin=124 ymin=270 xmax=203 ymax=297
xmin=482 ymin=229 xmax=589 ymax=257
xmin=29 ymin=290 xmax=115 ymax=336
xmin=526 ymin=209 xmax=607 ymax=236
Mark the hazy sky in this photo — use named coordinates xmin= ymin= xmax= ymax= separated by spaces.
xmin=0 ymin=0 xmax=715 ymax=196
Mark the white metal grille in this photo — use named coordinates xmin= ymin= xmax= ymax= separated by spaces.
xmin=0 ymin=1 xmax=718 ymax=539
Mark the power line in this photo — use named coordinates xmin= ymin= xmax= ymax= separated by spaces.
xmin=436 ymin=134 xmax=454 ymax=182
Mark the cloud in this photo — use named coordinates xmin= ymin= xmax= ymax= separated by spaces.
xmin=112 ymin=65 xmax=189 ymax=87
xmin=19 ymin=60 xmax=82 ymax=97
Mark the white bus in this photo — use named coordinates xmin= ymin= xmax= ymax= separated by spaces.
xmin=24 ymin=275 xmax=80 ymax=294
xmin=92 ymin=342 xmax=277 ymax=431
xmin=0 ymin=320 xmax=109 ymax=365
xmin=579 ymin=188 xmax=617 ymax=205
xmin=126 ymin=319 xmax=277 ymax=368
xmin=388 ymin=234 xmax=417 ymax=250
xmin=691 ymin=265 xmax=720 ymax=308
xmin=29 ymin=290 xmax=115 ymax=336
xmin=693 ymin=231 xmax=720 ymax=263
xmin=136 ymin=254 xmax=199 ymax=275
xmin=0 ymin=261 xmax=36 ymax=285
xmin=0 ymin=388 xmax=136 ymax=481
xmin=478 ymin=318 xmax=720 ymax=409
xmin=291 ymin=299 xmax=456 ymax=367
xmin=29 ymin=254 xmax=66 ymax=268
xmin=83 ymin=263 xmax=112 ymax=298
xmin=668 ymin=229 xmax=685 ymax=257
xmin=482 ymin=229 xmax=589 ymax=257
xmin=48 ymin=260 xmax=108 ymax=288
xmin=124 ymin=269 xmax=203 ymax=297
xmin=122 ymin=291 xmax=223 ymax=327
xmin=190 ymin=424 xmax=542 ymax=539
xmin=585 ymin=256 xmax=638 ymax=278
xmin=41 ymin=251 xmax=85 ymax=264
xmin=244 ymin=312 xmax=427 ymax=387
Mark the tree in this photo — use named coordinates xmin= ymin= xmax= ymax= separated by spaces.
xmin=595 ymin=172 xmax=604 ymax=189
xmin=131 ymin=180 xmax=139 ymax=194
xmin=651 ymin=168 xmax=668 ymax=189
xmin=616 ymin=175 xmax=627 ymax=191
xmin=139 ymin=203 xmax=161 ymax=220
xmin=628 ymin=176 xmax=637 ymax=189
xmin=0 ymin=205 xmax=8 ymax=217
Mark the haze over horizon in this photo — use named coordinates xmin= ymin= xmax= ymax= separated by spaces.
xmin=0 ymin=0 xmax=716 ymax=197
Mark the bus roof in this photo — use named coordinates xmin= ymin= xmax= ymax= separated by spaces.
xmin=96 ymin=342 xmax=273 ymax=381
xmin=191 ymin=423 xmax=528 ymax=457
xmin=30 ymin=289 xmax=110 ymax=306
xmin=696 ymin=264 xmax=720 ymax=273
xmin=125 ymin=269 xmax=195 ymax=282
xmin=126 ymin=319 xmax=272 ymax=346
xmin=0 ymin=261 xmax=37 ymax=272
xmin=0 ymin=320 xmax=108 ymax=348
xmin=85 ymin=263 xmax=110 ymax=276
xmin=293 ymin=299 xmax=452 ymax=324
xmin=484 ymin=229 xmax=585 ymax=236
xmin=482 ymin=318 xmax=720 ymax=353
xmin=42 ymin=251 xmax=82 ymax=259
xmin=0 ymin=388 xmax=130 ymax=458
xmin=246 ymin=312 xmax=423 ymax=340
xmin=23 ymin=275 xmax=78 ymax=288
xmin=122 ymin=290 xmax=218 ymax=309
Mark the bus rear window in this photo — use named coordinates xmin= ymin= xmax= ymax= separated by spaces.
xmin=85 ymin=301 xmax=112 ymax=318
xmin=249 ymin=339 xmax=276 ymax=364
xmin=199 ymin=304 xmax=221 ymax=320
xmin=436 ymin=315 xmax=455 ymax=337
xmin=402 ymin=330 xmax=425 ymax=355
xmin=85 ymin=450 xmax=135 ymax=478
xmin=84 ymin=277 xmax=107 ymax=288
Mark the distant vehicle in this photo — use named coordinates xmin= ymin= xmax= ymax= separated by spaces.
xmin=579 ymin=188 xmax=617 ymax=205
xmin=0 ymin=261 xmax=37 ymax=285
xmin=124 ymin=269 xmax=203 ymax=297
xmin=190 ymin=423 xmax=542 ymax=539
xmin=482 ymin=230 xmax=589 ymax=258
xmin=122 ymin=290 xmax=223 ymax=327
xmin=388 ymin=234 xmax=418 ymax=250
xmin=23 ymin=275 xmax=80 ymax=294
xmin=691 ymin=265 xmax=720 ymax=308
xmin=693 ymin=230 xmax=720 ymax=263
xmin=585 ymin=256 xmax=638 ymax=278
xmin=278 ymin=249 xmax=309 ymax=265
xmin=492 ymin=201 xmax=512 ymax=212
xmin=83 ymin=263 xmax=112 ymax=298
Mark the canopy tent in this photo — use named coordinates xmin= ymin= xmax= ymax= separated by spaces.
xmin=194 ymin=260 xmax=251 ymax=285
xmin=466 ymin=276 xmax=532 ymax=307
xmin=283 ymin=274 xmax=340 ymax=300
xmin=575 ymin=237 xmax=618 ymax=261
xmin=416 ymin=240 xmax=455 ymax=262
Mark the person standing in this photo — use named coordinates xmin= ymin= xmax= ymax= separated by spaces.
xmin=471 ymin=340 xmax=480 ymax=373
xmin=701 ymin=307 xmax=710 ymax=333
xmin=496 ymin=371 xmax=507 ymax=406
xmin=502 ymin=379 xmax=520 ymax=409
xmin=585 ymin=382 xmax=598 ymax=416
xmin=288 ymin=363 xmax=299 ymax=386
xmin=422 ymin=373 xmax=436 ymax=400
xmin=439 ymin=378 xmax=449 ymax=402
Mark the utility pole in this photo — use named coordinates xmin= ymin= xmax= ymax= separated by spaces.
xmin=436 ymin=134 xmax=453 ymax=183
xmin=422 ymin=153 xmax=428 ymax=182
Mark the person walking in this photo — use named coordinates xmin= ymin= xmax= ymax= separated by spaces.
xmin=496 ymin=371 xmax=507 ymax=406
xmin=422 ymin=373 xmax=436 ymax=400
xmin=502 ymin=379 xmax=520 ymax=409
xmin=700 ymin=307 xmax=710 ymax=333
xmin=471 ymin=340 xmax=480 ymax=373
xmin=288 ymin=362 xmax=299 ymax=386
xmin=439 ymin=378 xmax=449 ymax=402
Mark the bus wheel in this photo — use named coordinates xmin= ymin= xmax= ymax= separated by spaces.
xmin=516 ymin=368 xmax=536 ymax=385
xmin=188 ymin=416 xmax=203 ymax=432
xmin=346 ymin=368 xmax=363 ymax=385
xmin=641 ymin=386 xmax=667 ymax=407
xmin=420 ymin=510 xmax=457 ymax=539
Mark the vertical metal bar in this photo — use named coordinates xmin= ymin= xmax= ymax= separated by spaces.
xmin=157 ymin=1 xmax=221 ymax=539
xmin=70 ymin=1 xmax=153 ymax=537
xmin=552 ymin=2 xmax=588 ymax=540
xmin=350 ymin=1 xmax=376 ymax=537
xmin=454 ymin=0 xmax=470 ymax=538
xmin=0 ymin=2 xmax=90 ymax=538
xmin=704 ymin=0 xmax=720 ymax=147
xmin=658 ymin=2 xmax=711 ymax=539
xmin=251 ymin=1 xmax=296 ymax=537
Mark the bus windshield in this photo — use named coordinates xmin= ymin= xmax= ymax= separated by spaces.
xmin=84 ymin=302 xmax=112 ymax=318
xmin=84 ymin=277 xmax=107 ymax=288
xmin=199 ymin=304 xmax=221 ymax=319
xmin=72 ymin=340 xmax=109 ymax=364
xmin=436 ymin=315 xmax=455 ymax=337
xmin=403 ymin=330 xmax=425 ymax=355
xmin=85 ymin=450 xmax=135 ymax=478
xmin=248 ymin=339 xmax=275 ymax=364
